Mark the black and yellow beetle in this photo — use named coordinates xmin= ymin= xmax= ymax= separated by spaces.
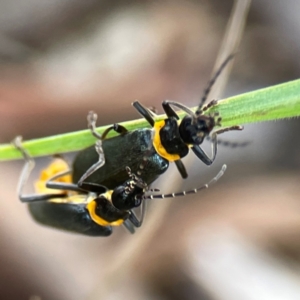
xmin=14 ymin=136 xmax=149 ymax=236
xmin=73 ymin=55 xmax=242 ymax=189
xmin=14 ymin=136 xmax=227 ymax=236
xmin=13 ymin=55 xmax=240 ymax=236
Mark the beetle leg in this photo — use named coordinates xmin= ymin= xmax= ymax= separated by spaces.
xmin=162 ymin=101 xmax=180 ymax=119
xmin=192 ymin=142 xmax=216 ymax=165
xmin=46 ymin=173 xmax=107 ymax=194
xmin=132 ymin=101 xmax=155 ymax=127
xmin=76 ymin=112 xmax=106 ymax=184
xmin=46 ymin=170 xmax=84 ymax=192
xmin=12 ymin=136 xmax=67 ymax=203
xmin=162 ymin=101 xmax=196 ymax=118
xmin=128 ymin=200 xmax=147 ymax=228
xmin=88 ymin=111 xmax=128 ymax=140
xmin=78 ymin=113 xmax=130 ymax=185
xmin=77 ymin=138 xmax=105 ymax=185
xmin=87 ymin=111 xmax=102 ymax=140
xmin=101 ymin=123 xmax=128 ymax=140
xmin=77 ymin=152 xmax=104 ymax=185
xmin=123 ymin=219 xmax=136 ymax=234
xmin=175 ymin=160 xmax=188 ymax=179
xmin=192 ymin=125 xmax=243 ymax=165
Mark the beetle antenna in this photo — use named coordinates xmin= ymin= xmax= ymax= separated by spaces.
xmin=196 ymin=54 xmax=235 ymax=116
xmin=144 ymin=164 xmax=227 ymax=200
xmin=206 ymin=136 xmax=251 ymax=148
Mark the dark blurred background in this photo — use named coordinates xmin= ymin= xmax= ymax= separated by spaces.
xmin=1 ymin=0 xmax=300 ymax=299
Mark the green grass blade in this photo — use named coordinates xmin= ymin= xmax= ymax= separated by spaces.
xmin=0 ymin=78 xmax=300 ymax=161
xmin=210 ymin=78 xmax=300 ymax=126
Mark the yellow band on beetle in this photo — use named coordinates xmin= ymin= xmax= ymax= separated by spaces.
xmin=86 ymin=200 xmax=124 ymax=227
xmin=152 ymin=120 xmax=180 ymax=162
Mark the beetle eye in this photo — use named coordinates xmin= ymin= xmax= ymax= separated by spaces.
xmin=197 ymin=119 xmax=208 ymax=130
xmin=134 ymin=197 xmax=142 ymax=207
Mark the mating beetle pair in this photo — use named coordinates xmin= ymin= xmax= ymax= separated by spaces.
xmin=15 ymin=55 xmax=241 ymax=236
xmin=14 ymin=136 xmax=226 ymax=236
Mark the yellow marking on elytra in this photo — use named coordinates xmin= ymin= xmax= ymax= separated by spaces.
xmin=50 ymin=194 xmax=89 ymax=204
xmin=86 ymin=200 xmax=124 ymax=227
xmin=152 ymin=120 xmax=180 ymax=162
xmin=35 ymin=158 xmax=72 ymax=194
